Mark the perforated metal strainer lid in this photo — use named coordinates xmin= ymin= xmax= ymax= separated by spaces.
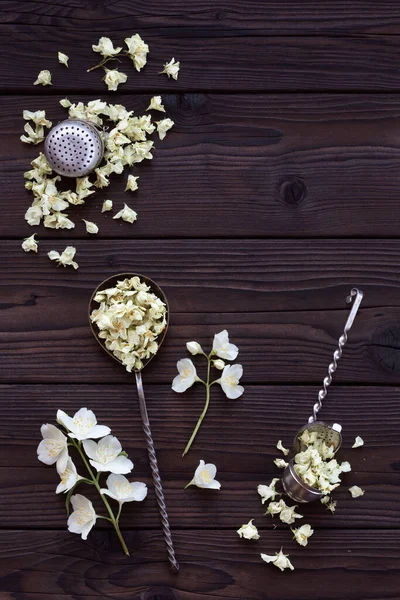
xmin=44 ymin=119 xmax=104 ymax=178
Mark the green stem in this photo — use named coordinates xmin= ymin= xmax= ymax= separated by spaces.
xmin=87 ymin=56 xmax=121 ymax=72
xmin=182 ymin=355 xmax=212 ymax=456
xmin=71 ymin=440 xmax=130 ymax=556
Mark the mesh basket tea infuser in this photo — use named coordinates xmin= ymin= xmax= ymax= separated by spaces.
xmin=282 ymin=287 xmax=364 ymax=503
xmin=44 ymin=119 xmax=104 ymax=177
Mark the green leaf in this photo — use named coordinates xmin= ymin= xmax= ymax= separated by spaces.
xmin=118 ymin=451 xmax=129 ymax=458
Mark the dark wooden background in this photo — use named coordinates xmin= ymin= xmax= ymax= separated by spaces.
xmin=1 ymin=1 xmax=400 ymax=599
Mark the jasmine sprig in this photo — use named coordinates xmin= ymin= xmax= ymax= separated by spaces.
xmin=172 ymin=330 xmax=244 ymax=456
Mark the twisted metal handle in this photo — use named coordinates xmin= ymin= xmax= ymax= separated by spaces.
xmin=135 ymin=371 xmax=179 ymax=573
xmin=311 ymin=288 xmax=363 ymax=422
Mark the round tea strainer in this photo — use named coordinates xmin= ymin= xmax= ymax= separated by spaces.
xmin=282 ymin=288 xmax=364 ymax=503
xmin=44 ymin=119 xmax=104 ymax=178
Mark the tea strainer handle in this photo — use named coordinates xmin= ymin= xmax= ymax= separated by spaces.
xmin=310 ymin=287 xmax=364 ymax=423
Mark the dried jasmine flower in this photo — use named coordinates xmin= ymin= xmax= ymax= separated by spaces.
xmin=349 ymin=485 xmax=365 ymax=498
xmin=90 ymin=275 xmax=167 ymax=372
xmin=34 ymin=70 xmax=52 ymax=86
xmin=113 ymin=203 xmax=137 ymax=223
xmin=258 ymin=478 xmax=281 ymax=504
xmin=48 ymin=246 xmax=79 ymax=269
xmin=125 ymin=174 xmax=139 ymax=192
xmin=82 ymin=219 xmax=99 ymax=234
xmin=102 ymin=199 xmax=113 ymax=212
xmin=156 ymin=118 xmax=174 ymax=140
xmin=277 ymin=440 xmax=290 ymax=456
xmin=160 ymin=57 xmax=180 ymax=80
xmin=44 ymin=212 xmax=75 ymax=229
xmin=58 ymin=52 xmax=69 ymax=67
xmin=22 ymin=233 xmax=38 ymax=253
xmin=147 ymin=95 xmax=165 ymax=112
xmin=291 ymin=523 xmax=314 ymax=546
xmin=261 ymin=548 xmax=294 ymax=572
xmin=237 ymin=519 xmax=260 ymax=540
xmin=92 ymin=37 xmax=122 ymax=58
xmin=103 ymin=69 xmax=128 ymax=92
xmin=274 ymin=458 xmax=288 ymax=469
xmin=124 ymin=34 xmax=149 ymax=71
xmin=352 ymin=436 xmax=364 ymax=448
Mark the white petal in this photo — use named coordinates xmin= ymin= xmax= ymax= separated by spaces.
xmin=172 ymin=374 xmax=195 ymax=392
xmin=100 ymin=489 xmax=119 ymax=501
xmin=129 ymin=481 xmax=147 ymax=501
xmin=82 ymin=439 xmax=98 ymax=460
xmin=85 ymin=425 xmax=111 ymax=439
xmin=56 ymin=409 xmax=75 ymax=432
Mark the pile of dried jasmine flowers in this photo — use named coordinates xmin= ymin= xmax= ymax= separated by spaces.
xmin=90 ymin=276 xmax=167 ymax=372
xmin=236 ymin=432 xmax=366 ymax=572
xmin=21 ymin=34 xmax=179 ymax=270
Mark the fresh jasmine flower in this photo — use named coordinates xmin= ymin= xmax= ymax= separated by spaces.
xmin=34 ymin=69 xmax=52 ymax=86
xmin=102 ymin=199 xmax=113 ymax=212
xmin=92 ymin=37 xmax=122 ymax=58
xmin=217 ymin=364 xmax=244 ymax=399
xmin=257 ymin=478 xmax=281 ymax=504
xmin=125 ymin=174 xmax=139 ymax=192
xmin=83 ymin=435 xmax=133 ymax=474
xmin=67 ymin=494 xmax=97 ymax=540
xmin=349 ymin=485 xmax=365 ymax=498
xmin=352 ymin=436 xmax=364 ymax=448
xmin=147 ymin=95 xmax=165 ymax=112
xmin=57 ymin=407 xmax=111 ymax=440
xmin=125 ymin=34 xmax=149 ymax=71
xmin=156 ymin=118 xmax=174 ymax=140
xmin=83 ymin=219 xmax=99 ymax=234
xmin=160 ymin=57 xmax=180 ymax=80
xmin=237 ymin=519 xmax=260 ymax=540
xmin=212 ymin=330 xmax=239 ymax=360
xmin=58 ymin=52 xmax=69 ymax=67
xmin=292 ymin=524 xmax=314 ymax=546
xmin=22 ymin=233 xmax=38 ymax=253
xmin=274 ymin=458 xmax=288 ymax=469
xmin=48 ymin=246 xmax=79 ymax=269
xmin=37 ymin=423 xmax=68 ymax=472
xmin=56 ymin=457 xmax=83 ymax=494
xmin=185 ymin=459 xmax=221 ymax=489
xmin=186 ymin=341 xmax=203 ymax=355
xmin=172 ymin=358 xmax=200 ymax=392
xmin=113 ymin=203 xmax=137 ymax=223
xmin=277 ymin=440 xmax=290 ymax=456
xmin=261 ymin=548 xmax=294 ymax=572
xmin=60 ymin=98 xmax=72 ymax=108
xmin=100 ymin=473 xmax=147 ymax=504
xmin=212 ymin=359 xmax=225 ymax=370
xmin=104 ymin=69 xmax=128 ymax=92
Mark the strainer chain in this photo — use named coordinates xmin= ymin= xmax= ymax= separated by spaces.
xmin=311 ymin=288 xmax=363 ymax=422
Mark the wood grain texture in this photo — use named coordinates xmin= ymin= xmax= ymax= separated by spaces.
xmin=1 ymin=239 xmax=400 ymax=383
xmin=3 ymin=26 xmax=400 ymax=91
xmin=4 ymin=0 xmax=400 ymax=34
xmin=0 ymin=530 xmax=399 ymax=600
xmin=6 ymin=93 xmax=400 ymax=238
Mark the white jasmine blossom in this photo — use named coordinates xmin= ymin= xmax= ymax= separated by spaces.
xmin=186 ymin=459 xmax=221 ymax=489
xmin=100 ymin=474 xmax=147 ymax=504
xmin=57 ymin=407 xmax=111 ymax=440
xmin=212 ymin=330 xmax=239 ymax=360
xmin=237 ymin=519 xmax=260 ymax=540
xmin=125 ymin=34 xmax=149 ymax=71
xmin=274 ymin=458 xmax=288 ymax=469
xmin=92 ymin=37 xmax=122 ymax=58
xmin=22 ymin=233 xmax=38 ymax=253
xmin=352 ymin=436 xmax=364 ymax=448
xmin=156 ymin=118 xmax=174 ymax=140
xmin=186 ymin=341 xmax=203 ymax=355
xmin=261 ymin=548 xmax=294 ymax=572
xmin=48 ymin=246 xmax=79 ymax=269
xmin=125 ymin=174 xmax=139 ymax=192
xmin=67 ymin=494 xmax=97 ymax=540
xmin=160 ymin=57 xmax=180 ymax=80
xmin=102 ymin=199 xmax=113 ymax=212
xmin=58 ymin=52 xmax=69 ymax=67
xmin=172 ymin=358 xmax=199 ymax=392
xmin=349 ymin=485 xmax=365 ymax=498
xmin=147 ymin=95 xmax=165 ymax=112
xmin=258 ymin=478 xmax=281 ymax=504
xmin=217 ymin=364 xmax=244 ymax=399
xmin=292 ymin=524 xmax=314 ymax=546
xmin=113 ymin=203 xmax=137 ymax=223
xmin=56 ymin=457 xmax=83 ymax=494
xmin=212 ymin=359 xmax=225 ymax=370
xmin=83 ymin=435 xmax=133 ymax=474
xmin=37 ymin=423 xmax=68 ymax=472
xmin=83 ymin=219 xmax=99 ymax=234
xmin=34 ymin=70 xmax=52 ymax=86
xmin=104 ymin=69 xmax=128 ymax=91
xmin=277 ymin=440 xmax=290 ymax=456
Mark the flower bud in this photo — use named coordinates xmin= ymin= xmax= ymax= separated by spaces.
xmin=186 ymin=341 xmax=202 ymax=355
xmin=212 ymin=359 xmax=225 ymax=370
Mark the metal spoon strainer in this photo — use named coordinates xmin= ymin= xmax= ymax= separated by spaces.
xmin=282 ymin=288 xmax=364 ymax=503
xmin=44 ymin=119 xmax=104 ymax=178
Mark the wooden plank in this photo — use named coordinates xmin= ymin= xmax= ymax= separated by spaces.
xmin=4 ymin=1 xmax=400 ymax=34
xmin=3 ymin=26 xmax=400 ymax=91
xmin=5 ymin=93 xmax=400 ymax=238
xmin=2 ymin=385 xmax=397 ymax=473
xmin=0 ymin=530 xmax=399 ymax=600
xmin=0 ymin=239 xmax=400 ymax=383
